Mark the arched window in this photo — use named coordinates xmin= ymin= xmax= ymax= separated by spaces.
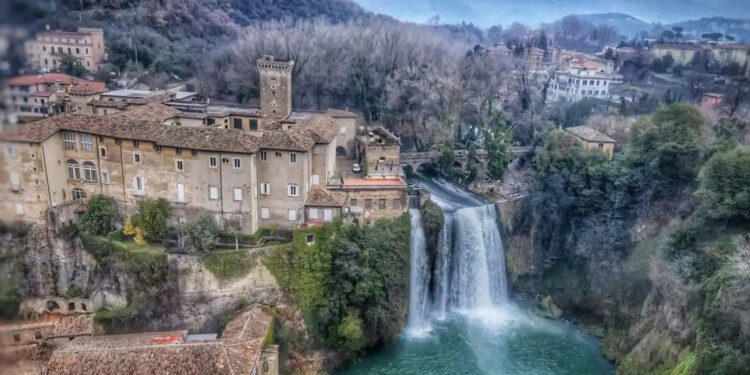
xmin=66 ymin=160 xmax=80 ymax=180
xmin=72 ymin=188 xmax=86 ymax=202
xmin=83 ymin=161 xmax=97 ymax=182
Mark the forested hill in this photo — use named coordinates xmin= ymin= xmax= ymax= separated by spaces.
xmin=1 ymin=0 xmax=367 ymax=79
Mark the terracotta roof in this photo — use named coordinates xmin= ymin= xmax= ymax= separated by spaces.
xmin=69 ymin=85 xmax=105 ymax=95
xmin=306 ymin=187 xmax=346 ymax=207
xmin=565 ymin=126 xmax=617 ymax=143
xmin=4 ymin=74 xmax=105 ymax=93
xmin=0 ymin=114 xmax=260 ymax=154
xmin=111 ymin=103 xmax=181 ymax=122
xmin=302 ymin=115 xmax=338 ymax=144
xmin=258 ymin=129 xmax=315 ymax=151
xmin=49 ymin=314 xmax=93 ymax=338
xmin=327 ymin=109 xmax=357 ymax=118
xmin=88 ymin=100 xmax=130 ymax=109
xmin=31 ymin=91 xmax=54 ymax=98
xmin=46 ymin=306 xmax=271 ymax=375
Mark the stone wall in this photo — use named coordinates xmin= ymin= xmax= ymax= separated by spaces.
xmin=496 ymin=196 xmax=538 ymax=281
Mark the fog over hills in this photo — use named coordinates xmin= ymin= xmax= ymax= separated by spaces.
xmin=353 ymin=0 xmax=750 ymax=27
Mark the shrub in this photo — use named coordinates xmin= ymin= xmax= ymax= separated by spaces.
xmin=201 ymin=250 xmax=258 ymax=279
xmin=185 ymin=215 xmax=219 ymax=252
xmin=133 ymin=198 xmax=171 ymax=240
xmin=696 ymin=148 xmax=750 ymax=222
xmin=79 ymin=195 xmax=119 ymax=235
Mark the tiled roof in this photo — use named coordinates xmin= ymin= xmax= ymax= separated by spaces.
xmin=342 ymin=178 xmax=406 ymax=187
xmin=111 ymin=103 xmax=181 ymax=122
xmin=258 ymin=129 xmax=315 ymax=151
xmin=565 ymin=126 xmax=617 ymax=143
xmin=46 ymin=306 xmax=272 ymax=375
xmin=302 ymin=115 xmax=338 ymax=144
xmin=49 ymin=314 xmax=93 ymax=338
xmin=4 ymin=74 xmax=105 ymax=93
xmin=69 ymin=85 xmax=105 ymax=95
xmin=0 ymin=114 xmax=260 ymax=154
xmin=306 ymin=187 xmax=347 ymax=207
xmin=31 ymin=91 xmax=54 ymax=97
xmin=88 ymin=100 xmax=130 ymax=109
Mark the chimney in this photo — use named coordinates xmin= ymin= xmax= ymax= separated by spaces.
xmin=54 ymin=79 xmax=61 ymax=92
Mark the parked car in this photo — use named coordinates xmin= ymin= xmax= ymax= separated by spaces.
xmin=352 ymin=163 xmax=362 ymax=173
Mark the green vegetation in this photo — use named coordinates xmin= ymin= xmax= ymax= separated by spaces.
xmin=696 ymin=148 xmax=750 ymax=221
xmin=132 ymin=198 xmax=171 ymax=240
xmin=264 ymin=215 xmax=410 ymax=360
xmin=79 ymin=195 xmax=120 ymax=236
xmin=201 ymin=249 xmax=259 ymax=280
xmin=185 ymin=215 xmax=219 ymax=252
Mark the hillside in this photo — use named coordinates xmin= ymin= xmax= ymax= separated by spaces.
xmin=574 ymin=13 xmax=650 ymax=38
xmin=669 ymin=17 xmax=750 ymax=42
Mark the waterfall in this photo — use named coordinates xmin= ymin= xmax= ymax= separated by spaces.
xmin=407 ymin=178 xmax=508 ymax=332
xmin=407 ymin=208 xmax=431 ymax=332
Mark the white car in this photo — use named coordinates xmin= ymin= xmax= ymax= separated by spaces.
xmin=352 ymin=163 xmax=362 ymax=173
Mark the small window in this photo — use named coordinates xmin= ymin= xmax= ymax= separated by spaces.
xmin=249 ymin=119 xmax=258 ymax=131
xmin=309 ymin=208 xmax=318 ymax=220
xmin=80 ymin=134 xmax=93 ymax=152
xmin=13 ymin=334 xmax=20 ymax=343
xmin=134 ymin=177 xmax=144 ymax=192
xmin=306 ymin=234 xmax=314 ymax=244
xmin=288 ymin=184 xmax=298 ymax=197
xmin=154 ymin=145 xmax=162 ymax=153
xmin=133 ymin=153 xmax=141 ymax=164
xmin=102 ymin=171 xmax=110 ymax=184
xmin=81 ymin=303 xmax=87 ymax=311
xmin=288 ymin=209 xmax=297 ymax=222
xmin=290 ymin=153 xmax=297 ymax=163
xmin=209 ymin=186 xmax=219 ymax=200
xmin=261 ymin=207 xmax=270 ymax=219
xmin=365 ymin=199 xmax=372 ymax=209
xmin=175 ymin=160 xmax=184 ymax=171
xmin=68 ymin=302 xmax=75 ymax=311
xmin=115 ymin=139 xmax=121 ymax=146
xmin=209 ymin=156 xmax=218 ymax=168
xmin=261 ymin=183 xmax=270 ymax=195
xmin=99 ymin=147 xmax=107 ymax=158
xmin=63 ymin=131 xmax=77 ymax=150
xmin=598 ymin=143 xmax=605 ymax=149
xmin=233 ymin=118 xmax=243 ymax=130
xmin=132 ymin=140 xmax=140 ymax=149
xmin=176 ymin=147 xmax=182 ymax=155
xmin=350 ymin=199 xmax=358 ymax=206
xmin=393 ymin=198 xmax=401 ymax=209
xmin=233 ymin=158 xmax=241 ymax=169
xmin=260 ymin=151 xmax=267 ymax=161
xmin=72 ymin=188 xmax=86 ymax=201
xmin=233 ymin=188 xmax=243 ymax=201
xmin=34 ymin=331 xmax=43 ymax=340
xmin=378 ymin=199 xmax=386 ymax=209
xmin=30 ymin=152 xmax=36 ymax=160
xmin=275 ymin=151 xmax=282 ymax=158
xmin=191 ymin=150 xmax=198 ymax=157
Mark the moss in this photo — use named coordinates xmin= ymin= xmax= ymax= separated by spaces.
xmin=201 ymin=249 xmax=259 ymax=280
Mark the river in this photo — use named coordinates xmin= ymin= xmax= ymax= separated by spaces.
xmin=336 ymin=176 xmax=614 ymax=375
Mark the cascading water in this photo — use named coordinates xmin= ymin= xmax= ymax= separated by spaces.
xmin=407 ymin=178 xmax=508 ymax=330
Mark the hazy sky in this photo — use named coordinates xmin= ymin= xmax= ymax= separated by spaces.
xmin=353 ymin=0 xmax=750 ymax=26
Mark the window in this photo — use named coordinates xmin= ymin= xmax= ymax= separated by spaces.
xmin=72 ymin=188 xmax=86 ymax=201
xmin=306 ymin=234 xmax=314 ymax=244
xmin=260 ymin=151 xmax=267 ymax=161
xmin=365 ymin=199 xmax=372 ymax=209
xmin=378 ymin=199 xmax=386 ymax=209
xmin=287 ymin=184 xmax=298 ymax=197
xmin=99 ymin=147 xmax=107 ymax=158
xmin=209 ymin=186 xmax=219 ymax=200
xmin=311 ymin=174 xmax=320 ymax=186
xmin=393 ymin=198 xmax=401 ymax=209
xmin=233 ymin=188 xmax=243 ymax=201
xmin=290 ymin=153 xmax=297 ymax=163
xmin=233 ymin=158 xmax=241 ymax=169
xmin=249 ymin=119 xmax=258 ymax=131
xmin=176 ymin=147 xmax=182 ymax=155
xmin=35 ymin=331 xmax=43 ymax=340
xmin=63 ymin=131 xmax=77 ymax=150
xmin=191 ymin=150 xmax=198 ymax=157
xmin=288 ymin=209 xmax=297 ymax=221
xmin=309 ymin=208 xmax=318 ymax=220
xmin=275 ymin=151 xmax=282 ymax=158
xmin=233 ymin=118 xmax=243 ymax=130
xmin=324 ymin=209 xmax=333 ymax=222
xmin=339 ymin=126 xmax=347 ymax=134
xmin=350 ymin=199 xmax=358 ymax=206
xmin=68 ymin=302 xmax=75 ymax=311
xmin=30 ymin=152 xmax=36 ymax=160
xmin=598 ymin=143 xmax=605 ymax=149
xmin=67 ymin=160 xmax=81 ymax=180
xmin=260 ymin=183 xmax=270 ymax=195
xmin=13 ymin=334 xmax=20 ymax=343
xmin=175 ymin=160 xmax=184 ymax=171
xmin=261 ymin=208 xmax=270 ymax=219
xmin=177 ymin=183 xmax=185 ymax=203
xmin=102 ymin=171 xmax=110 ymax=184
xmin=133 ymin=177 xmax=145 ymax=193
xmin=133 ymin=153 xmax=141 ymax=164
xmin=154 ymin=145 xmax=162 ymax=153
xmin=209 ymin=156 xmax=218 ymax=168
xmin=115 ymin=139 xmax=121 ymax=146
xmin=132 ymin=140 xmax=140 ymax=149
xmin=83 ymin=161 xmax=97 ymax=182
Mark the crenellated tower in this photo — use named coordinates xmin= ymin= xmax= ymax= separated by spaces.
xmin=257 ymin=55 xmax=294 ymax=127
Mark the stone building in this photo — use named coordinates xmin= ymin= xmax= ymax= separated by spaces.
xmin=24 ymin=27 xmax=106 ymax=72
xmin=564 ymin=126 xmax=616 ymax=159
xmin=2 ymin=73 xmax=105 ymax=122
xmin=546 ymin=61 xmax=623 ymax=103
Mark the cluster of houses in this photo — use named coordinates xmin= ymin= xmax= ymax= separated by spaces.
xmin=0 ymin=55 xmax=408 ymax=234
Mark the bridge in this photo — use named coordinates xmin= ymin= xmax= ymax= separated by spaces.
xmin=400 ymin=146 xmax=533 ymax=171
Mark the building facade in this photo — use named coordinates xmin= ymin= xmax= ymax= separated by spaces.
xmin=546 ymin=62 xmax=623 ymax=103
xmin=2 ymin=73 xmax=105 ymax=122
xmin=24 ymin=27 xmax=106 ymax=72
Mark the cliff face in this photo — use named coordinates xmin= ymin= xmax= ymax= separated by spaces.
xmin=1 ymin=223 xmax=280 ymax=333
xmin=496 ymin=197 xmax=537 ymax=282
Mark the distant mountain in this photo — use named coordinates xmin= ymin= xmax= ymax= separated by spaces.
xmin=574 ymin=13 xmax=651 ymax=38
xmin=668 ymin=17 xmax=750 ymax=42
xmin=352 ymin=0 xmax=750 ymax=27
